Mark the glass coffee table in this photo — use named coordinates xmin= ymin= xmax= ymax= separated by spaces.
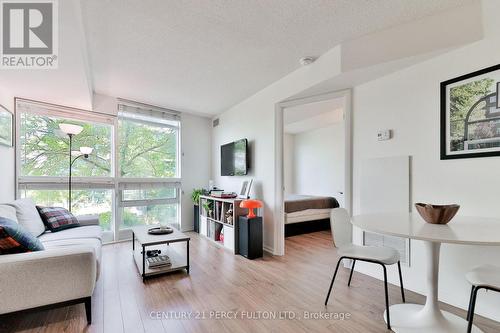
xmin=131 ymin=225 xmax=190 ymax=282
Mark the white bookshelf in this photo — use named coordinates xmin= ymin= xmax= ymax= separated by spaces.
xmin=199 ymin=195 xmax=246 ymax=254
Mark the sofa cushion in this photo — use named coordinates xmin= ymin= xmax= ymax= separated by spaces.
xmin=6 ymin=198 xmax=46 ymax=237
xmin=42 ymin=238 xmax=101 ymax=280
xmin=0 ymin=205 xmax=18 ymax=223
xmin=38 ymin=225 xmax=102 ymax=243
xmin=36 ymin=206 xmax=80 ymax=232
xmin=0 ymin=217 xmax=44 ymax=254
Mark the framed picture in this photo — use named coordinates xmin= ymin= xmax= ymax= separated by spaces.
xmin=238 ymin=179 xmax=253 ymax=199
xmin=0 ymin=105 xmax=13 ymax=147
xmin=441 ymin=64 xmax=500 ymax=160
xmin=497 ymin=82 xmax=500 ymax=109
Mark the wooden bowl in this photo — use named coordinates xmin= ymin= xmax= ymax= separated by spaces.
xmin=415 ymin=203 xmax=460 ymax=224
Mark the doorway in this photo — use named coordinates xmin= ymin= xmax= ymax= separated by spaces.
xmin=274 ymin=90 xmax=352 ymax=255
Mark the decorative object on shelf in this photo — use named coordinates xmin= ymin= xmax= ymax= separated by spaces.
xmin=191 ymin=188 xmax=208 ymax=233
xmin=238 ymin=179 xmax=253 ymax=199
xmin=148 ymin=226 xmax=174 ymax=235
xmin=240 ymin=199 xmax=262 ymax=218
xmin=202 ymin=200 xmax=214 ymax=218
xmin=225 ymin=209 xmax=233 ymax=225
xmin=0 ymin=105 xmax=13 ymax=147
xmin=415 ymin=203 xmax=460 ymax=225
xmin=146 ymin=249 xmax=161 ymax=257
xmin=211 ymin=191 xmax=237 ymax=198
xmin=215 ymin=223 xmax=223 ymax=242
xmin=441 ymin=64 xmax=500 ymax=160
xmin=219 ymin=229 xmax=224 ymax=242
xmin=210 ymin=188 xmax=223 ymax=195
xmin=59 ymin=123 xmax=94 ymax=212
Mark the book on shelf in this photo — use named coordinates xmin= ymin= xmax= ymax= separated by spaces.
xmin=216 ymin=201 xmax=222 ymax=220
xmin=147 ymin=255 xmax=172 ymax=268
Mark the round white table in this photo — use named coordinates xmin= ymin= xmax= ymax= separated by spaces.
xmin=351 ymin=212 xmax=500 ymax=333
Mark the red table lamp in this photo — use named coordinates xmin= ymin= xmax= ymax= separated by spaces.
xmin=240 ymin=199 xmax=263 ymax=219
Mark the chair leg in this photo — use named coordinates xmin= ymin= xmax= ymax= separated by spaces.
xmin=466 ymin=286 xmax=475 ymax=321
xmin=84 ymin=297 xmax=92 ymax=325
xmin=397 ymin=261 xmax=406 ymax=303
xmin=348 ymin=260 xmax=356 ymax=287
xmin=467 ymin=287 xmax=479 ymax=333
xmin=382 ymin=264 xmax=391 ymax=330
xmin=325 ymin=258 xmax=343 ymax=306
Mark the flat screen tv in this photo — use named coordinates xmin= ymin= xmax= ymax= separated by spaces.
xmin=221 ymin=139 xmax=248 ymax=176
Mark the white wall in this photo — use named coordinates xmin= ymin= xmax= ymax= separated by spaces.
xmin=283 ymin=133 xmax=295 ymax=195
xmin=292 ymin=124 xmax=345 ymax=205
xmin=0 ymin=90 xmax=15 ymax=203
xmin=181 ymin=113 xmax=212 ymax=231
xmin=211 ymin=47 xmax=342 ymax=253
xmin=351 ymin=0 xmax=500 ymax=320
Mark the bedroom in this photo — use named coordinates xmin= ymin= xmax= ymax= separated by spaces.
xmin=282 ymin=94 xmax=347 ymax=239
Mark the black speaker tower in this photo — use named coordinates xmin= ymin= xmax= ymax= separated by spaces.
xmin=238 ymin=216 xmax=263 ymax=259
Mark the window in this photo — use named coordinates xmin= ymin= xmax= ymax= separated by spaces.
xmin=19 ymin=112 xmax=112 ymax=177
xmin=16 ymin=99 xmax=182 ymax=242
xmin=119 ymin=116 xmax=178 ymax=178
xmin=117 ymin=104 xmax=181 ymax=233
xmin=16 ymin=101 xmax=115 ymax=239
xmin=122 ymin=204 xmax=178 ymax=229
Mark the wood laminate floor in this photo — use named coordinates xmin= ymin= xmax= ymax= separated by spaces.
xmin=2 ymin=231 xmax=499 ymax=333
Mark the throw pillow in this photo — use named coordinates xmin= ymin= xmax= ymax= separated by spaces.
xmin=0 ymin=204 xmax=18 ymax=223
xmin=6 ymin=198 xmax=46 ymax=237
xmin=36 ymin=206 xmax=80 ymax=232
xmin=0 ymin=217 xmax=44 ymax=254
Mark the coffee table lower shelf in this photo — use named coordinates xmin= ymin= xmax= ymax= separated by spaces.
xmin=132 ymin=231 xmax=190 ymax=282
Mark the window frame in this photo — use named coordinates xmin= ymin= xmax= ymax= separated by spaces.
xmin=15 ymin=98 xmax=182 ymax=242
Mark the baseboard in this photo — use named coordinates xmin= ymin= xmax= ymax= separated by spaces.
xmin=263 ymin=245 xmax=275 ymax=255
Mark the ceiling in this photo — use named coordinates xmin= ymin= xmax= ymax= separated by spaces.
xmin=284 ymin=97 xmax=344 ymax=134
xmin=0 ymin=0 xmax=93 ymax=110
xmin=80 ymin=0 xmax=474 ymax=115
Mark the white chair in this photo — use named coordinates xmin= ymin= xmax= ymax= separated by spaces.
xmin=466 ymin=264 xmax=500 ymax=333
xmin=324 ymin=208 xmax=405 ymax=330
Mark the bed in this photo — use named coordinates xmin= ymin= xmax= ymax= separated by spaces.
xmin=284 ymin=194 xmax=339 ymax=224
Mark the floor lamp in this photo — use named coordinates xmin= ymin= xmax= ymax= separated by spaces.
xmin=59 ymin=124 xmax=93 ymax=212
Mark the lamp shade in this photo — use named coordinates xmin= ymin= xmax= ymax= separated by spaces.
xmin=79 ymin=147 xmax=93 ymax=155
xmin=240 ymin=199 xmax=263 ymax=219
xmin=59 ymin=123 xmax=83 ymax=135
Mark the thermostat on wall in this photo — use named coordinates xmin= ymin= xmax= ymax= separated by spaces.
xmin=377 ymin=129 xmax=392 ymax=141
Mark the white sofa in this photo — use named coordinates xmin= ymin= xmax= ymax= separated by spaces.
xmin=0 ymin=199 xmax=102 ymax=324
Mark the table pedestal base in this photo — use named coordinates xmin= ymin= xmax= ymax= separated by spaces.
xmin=384 ymin=304 xmax=483 ymax=333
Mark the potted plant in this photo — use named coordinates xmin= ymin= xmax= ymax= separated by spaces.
xmin=191 ymin=188 xmax=207 ymax=232
xmin=202 ymin=200 xmax=214 ymax=219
